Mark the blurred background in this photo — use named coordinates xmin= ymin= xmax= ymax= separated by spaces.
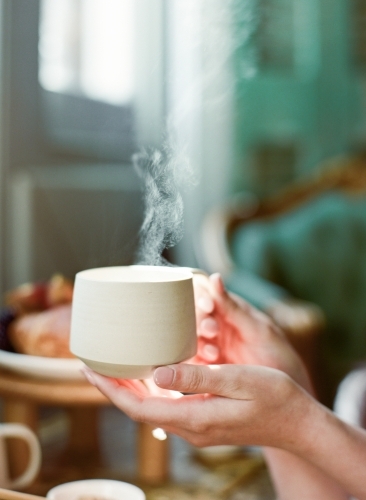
xmin=4 ymin=0 xmax=366 ymax=397
xmin=1 ymin=0 xmax=364 ymax=292
xmin=0 ymin=0 xmax=228 ymax=293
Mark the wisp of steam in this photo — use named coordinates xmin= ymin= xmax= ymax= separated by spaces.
xmin=133 ymin=139 xmax=195 ymax=266
xmin=133 ymin=0 xmax=257 ymax=267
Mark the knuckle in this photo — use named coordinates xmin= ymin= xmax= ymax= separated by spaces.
xmin=195 ymin=421 xmax=210 ymax=434
xmin=226 ymin=374 xmax=244 ymax=395
xmin=175 ymin=367 xmax=206 ymax=393
xmin=191 ymin=417 xmax=211 ymax=435
xmin=209 ymin=368 xmax=242 ymax=396
xmin=184 ymin=409 xmax=210 ymax=435
xmin=188 ymin=369 xmax=206 ymax=393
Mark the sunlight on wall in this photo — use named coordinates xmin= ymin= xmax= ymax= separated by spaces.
xmin=38 ymin=0 xmax=135 ymax=105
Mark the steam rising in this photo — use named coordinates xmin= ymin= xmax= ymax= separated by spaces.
xmin=133 ymin=139 xmax=196 ymax=266
xmin=134 ymin=0 xmax=257 ymax=266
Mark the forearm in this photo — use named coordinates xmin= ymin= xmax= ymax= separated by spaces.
xmin=292 ymin=397 xmax=366 ymax=499
xmin=264 ymin=447 xmax=348 ymax=500
xmin=272 ymin=386 xmax=366 ymax=499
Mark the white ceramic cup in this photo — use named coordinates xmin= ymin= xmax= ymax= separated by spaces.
xmin=0 ymin=423 xmax=41 ymax=490
xmin=70 ymin=265 xmax=198 ymax=379
xmin=47 ymin=479 xmax=146 ymax=500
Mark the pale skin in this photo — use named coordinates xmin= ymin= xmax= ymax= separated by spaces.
xmin=83 ymin=274 xmax=366 ymax=500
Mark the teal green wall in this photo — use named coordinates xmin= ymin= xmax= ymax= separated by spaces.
xmin=232 ymin=0 xmax=364 ymax=195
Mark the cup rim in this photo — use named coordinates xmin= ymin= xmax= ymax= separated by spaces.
xmin=76 ymin=265 xmax=193 ymax=284
xmin=46 ymin=478 xmax=146 ymax=500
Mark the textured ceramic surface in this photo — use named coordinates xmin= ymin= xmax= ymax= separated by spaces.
xmin=70 ymin=266 xmax=197 ymax=378
xmin=47 ymin=479 xmax=145 ymax=500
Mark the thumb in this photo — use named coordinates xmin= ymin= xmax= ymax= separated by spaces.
xmin=154 ymin=363 xmax=255 ymax=400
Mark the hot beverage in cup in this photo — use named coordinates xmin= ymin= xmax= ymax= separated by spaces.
xmin=70 ymin=266 xmax=198 ymax=379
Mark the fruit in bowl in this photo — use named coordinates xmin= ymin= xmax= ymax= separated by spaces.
xmin=2 ymin=275 xmax=74 ymax=358
xmin=5 ymin=274 xmax=73 ymax=314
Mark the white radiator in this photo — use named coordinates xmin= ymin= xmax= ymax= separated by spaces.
xmin=7 ymin=164 xmax=143 ymax=289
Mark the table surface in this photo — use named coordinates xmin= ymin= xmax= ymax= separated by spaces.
xmin=0 ymin=369 xmax=110 ymax=406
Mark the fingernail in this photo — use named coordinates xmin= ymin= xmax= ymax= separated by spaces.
xmin=201 ymin=317 xmax=219 ymax=338
xmin=203 ymin=344 xmax=219 ymax=362
xmin=197 ymin=296 xmax=214 ymax=313
xmin=210 ymin=273 xmax=224 ymax=292
xmin=154 ymin=366 xmax=175 ymax=387
xmin=82 ymin=368 xmax=97 ymax=386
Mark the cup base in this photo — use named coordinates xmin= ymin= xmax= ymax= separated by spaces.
xmin=79 ymin=357 xmax=155 ymax=379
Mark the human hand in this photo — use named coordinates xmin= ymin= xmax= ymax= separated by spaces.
xmin=193 ymin=273 xmax=312 ymax=393
xmin=83 ymin=362 xmax=311 ymax=450
xmin=190 ymin=272 xmax=220 ymax=364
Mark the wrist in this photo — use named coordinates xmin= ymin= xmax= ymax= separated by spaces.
xmin=281 ymin=387 xmax=338 ymax=461
xmin=253 ymin=373 xmax=316 ymax=450
xmin=276 ymin=380 xmax=320 ymax=452
xmin=283 ymin=396 xmax=366 ymax=497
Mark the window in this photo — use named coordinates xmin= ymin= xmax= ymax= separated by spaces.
xmin=0 ymin=0 xmax=166 ymax=292
xmin=38 ymin=0 xmax=165 ymax=162
xmin=39 ymin=0 xmax=135 ymax=105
